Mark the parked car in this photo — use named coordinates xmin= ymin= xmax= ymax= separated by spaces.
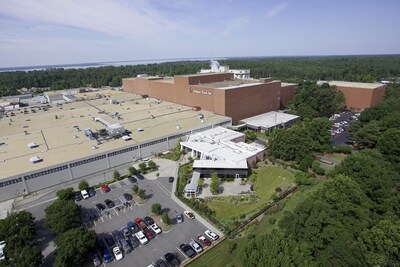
xmin=142 ymin=158 xmax=151 ymax=162
xmin=104 ymin=234 xmax=115 ymax=247
xmin=88 ymin=188 xmax=96 ymax=197
xmin=120 ymin=227 xmax=131 ymax=238
xmin=123 ymin=193 xmax=133 ymax=201
xmin=102 ymin=247 xmax=113 ymax=263
xmin=112 ymin=230 xmax=124 ymax=242
xmin=189 ymin=240 xmax=203 ymax=253
xmin=136 ymin=173 xmax=145 ymax=180
xmin=101 ymin=184 xmax=110 ymax=193
xmin=156 ymin=259 xmax=168 ymax=267
xmin=127 ymin=221 xmax=140 ymax=233
xmin=113 ymin=246 xmax=123 ymax=261
xmin=135 ymin=231 xmax=149 ymax=245
xmin=164 ymin=252 xmax=181 ymax=267
xmin=104 ymin=199 xmax=115 ymax=209
xmin=81 ymin=190 xmax=89 ymax=199
xmin=184 ymin=211 xmax=195 ymax=219
xmin=96 ymin=203 xmax=106 ymax=211
xmin=128 ymin=176 xmax=137 ymax=183
xmin=179 ymin=243 xmax=196 ymax=258
xmin=197 ymin=235 xmax=211 ymax=247
xmin=129 ymin=235 xmax=141 ymax=248
xmin=144 ymin=216 xmax=155 ymax=226
xmin=144 ymin=227 xmax=155 ymax=239
xmin=168 ymin=176 xmax=174 ymax=183
xmin=92 ymin=254 xmax=101 ymax=267
xmin=150 ymin=223 xmax=162 ymax=234
xmin=205 ymin=230 xmax=219 ymax=240
xmin=74 ymin=192 xmax=83 ymax=201
xmin=176 ymin=213 xmax=183 ymax=223
xmin=134 ymin=218 xmax=147 ymax=229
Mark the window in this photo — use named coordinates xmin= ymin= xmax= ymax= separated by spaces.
xmin=108 ymin=146 xmax=138 ymax=157
xmin=0 ymin=177 xmax=23 ymax=188
xmin=24 ymin=165 xmax=68 ymax=180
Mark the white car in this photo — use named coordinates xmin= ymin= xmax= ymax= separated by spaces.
xmin=113 ymin=246 xmax=123 ymax=261
xmin=150 ymin=223 xmax=162 ymax=234
xmin=135 ymin=231 xmax=149 ymax=245
xmin=80 ymin=190 xmax=89 ymax=199
xmin=184 ymin=210 xmax=195 ymax=219
xmin=142 ymin=158 xmax=151 ymax=162
xmin=189 ymin=240 xmax=203 ymax=253
xmin=205 ymin=230 xmax=219 ymax=241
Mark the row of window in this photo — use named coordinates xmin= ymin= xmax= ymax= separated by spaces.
xmin=140 ymin=138 xmax=167 ymax=148
xmin=216 ymin=120 xmax=231 ymax=127
xmin=0 ymin=177 xmax=23 ymax=188
xmin=108 ymin=146 xmax=138 ymax=157
xmin=70 ymin=155 xmax=106 ymax=167
xmin=169 ymin=132 xmax=190 ymax=140
xmin=193 ymin=125 xmax=213 ymax=133
xmin=24 ymin=165 xmax=69 ymax=180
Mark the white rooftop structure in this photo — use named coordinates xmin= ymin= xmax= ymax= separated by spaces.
xmin=240 ymin=111 xmax=300 ymax=131
xmin=199 ymin=60 xmax=251 ymax=79
xmin=181 ymin=127 xmax=264 ymax=170
xmin=328 ymin=81 xmax=384 ymax=89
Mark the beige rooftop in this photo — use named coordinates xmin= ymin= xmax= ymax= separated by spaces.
xmin=328 ymin=81 xmax=384 ymax=89
xmin=0 ymin=92 xmax=229 ymax=179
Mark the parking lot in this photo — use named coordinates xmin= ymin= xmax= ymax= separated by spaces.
xmin=330 ymin=111 xmax=359 ymax=146
xmin=78 ymin=174 xmax=214 ymax=267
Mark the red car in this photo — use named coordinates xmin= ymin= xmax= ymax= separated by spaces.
xmin=101 ymin=184 xmax=110 ymax=193
xmin=143 ymin=227 xmax=155 ymax=239
xmin=134 ymin=218 xmax=147 ymax=229
xmin=198 ymin=235 xmax=212 ymax=247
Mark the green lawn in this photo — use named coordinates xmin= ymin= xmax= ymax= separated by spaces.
xmin=207 ymin=166 xmax=296 ymax=222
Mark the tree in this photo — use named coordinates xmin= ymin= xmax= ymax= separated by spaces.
xmin=54 ymin=227 xmax=96 ymax=267
xmin=9 ymin=245 xmax=43 ymax=267
xmin=139 ymin=163 xmax=147 ymax=173
xmin=56 ymin=188 xmax=74 ymax=201
xmin=148 ymin=160 xmax=157 ymax=170
xmin=352 ymin=121 xmax=381 ymax=149
xmin=113 ymin=170 xmax=121 ymax=181
xmin=151 ymin=203 xmax=162 ymax=215
xmin=78 ymin=180 xmax=89 ymax=191
xmin=0 ymin=210 xmax=36 ymax=241
xmin=377 ymin=128 xmax=400 ymax=165
xmin=198 ymin=178 xmax=204 ymax=187
xmin=137 ymin=189 xmax=146 ymax=199
xmin=244 ymin=130 xmax=257 ymax=142
xmin=298 ymin=154 xmax=314 ymax=172
xmin=241 ymin=230 xmax=315 ymax=267
xmin=128 ymin=166 xmax=137 ymax=176
xmin=357 ymin=220 xmax=400 ymax=267
xmin=45 ymin=199 xmax=81 ymax=234
xmin=305 ymin=118 xmax=332 ymax=151
xmin=210 ymin=172 xmax=219 ymax=195
xmin=132 ymin=184 xmax=139 ymax=194
xmin=161 ymin=212 xmax=170 ymax=225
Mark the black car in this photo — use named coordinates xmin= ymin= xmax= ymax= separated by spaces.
xmin=164 ymin=253 xmax=181 ymax=267
xmin=156 ymin=259 xmax=168 ymax=267
xmin=74 ymin=192 xmax=82 ymax=201
xmin=129 ymin=235 xmax=140 ymax=248
xmin=104 ymin=199 xmax=115 ymax=209
xmin=136 ymin=173 xmax=144 ymax=180
xmin=128 ymin=176 xmax=137 ymax=183
xmin=144 ymin=216 xmax=155 ymax=226
xmin=88 ymin=188 xmax=96 ymax=197
xmin=179 ymin=243 xmax=196 ymax=258
xmin=168 ymin=177 xmax=174 ymax=183
xmin=104 ymin=234 xmax=115 ymax=247
xmin=112 ymin=230 xmax=124 ymax=242
xmin=96 ymin=203 xmax=106 ymax=211
xmin=123 ymin=193 xmax=133 ymax=201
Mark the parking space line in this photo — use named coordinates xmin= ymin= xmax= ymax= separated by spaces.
xmin=176 ymin=246 xmax=188 ymax=259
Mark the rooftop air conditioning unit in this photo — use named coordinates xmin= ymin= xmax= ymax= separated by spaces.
xmin=30 ymin=156 xmax=42 ymax=164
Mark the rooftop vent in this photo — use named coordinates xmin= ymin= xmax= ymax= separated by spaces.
xmin=27 ymin=143 xmax=38 ymax=149
xmin=30 ymin=156 xmax=42 ymax=164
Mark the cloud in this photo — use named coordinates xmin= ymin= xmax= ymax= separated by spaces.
xmin=223 ymin=16 xmax=250 ymax=36
xmin=0 ymin=0 xmax=185 ymax=41
xmin=267 ymin=2 xmax=288 ymax=18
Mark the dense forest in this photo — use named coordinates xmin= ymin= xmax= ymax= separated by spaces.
xmin=1 ymin=55 xmax=400 ymax=97
xmin=245 ymin=83 xmax=400 ymax=266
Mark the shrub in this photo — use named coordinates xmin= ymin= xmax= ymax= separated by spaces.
xmin=151 ymin=203 xmax=162 ymax=215
xmin=268 ymin=217 xmax=276 ymax=224
xmin=56 ymin=188 xmax=74 ymax=200
xmin=78 ymin=180 xmax=89 ymax=191
xmin=128 ymin=166 xmax=137 ymax=176
xmin=138 ymin=189 xmax=146 ymax=199
xmin=113 ymin=170 xmax=121 ymax=181
xmin=298 ymin=154 xmax=314 ymax=172
xmin=139 ymin=163 xmax=147 ymax=173
xmin=161 ymin=212 xmax=170 ymax=225
xmin=132 ymin=184 xmax=139 ymax=194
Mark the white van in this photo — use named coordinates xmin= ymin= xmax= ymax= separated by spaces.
xmin=81 ymin=190 xmax=89 ymax=199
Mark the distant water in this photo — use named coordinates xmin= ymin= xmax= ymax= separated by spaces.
xmin=0 ymin=57 xmax=226 ymax=73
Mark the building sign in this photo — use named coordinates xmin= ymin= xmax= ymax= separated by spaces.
xmin=189 ymin=88 xmax=212 ymax=95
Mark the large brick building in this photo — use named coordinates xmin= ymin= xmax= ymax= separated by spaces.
xmin=328 ymin=81 xmax=387 ymax=111
xmin=123 ymin=73 xmax=297 ymax=124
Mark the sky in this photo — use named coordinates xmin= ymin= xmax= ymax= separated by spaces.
xmin=0 ymin=0 xmax=399 ymax=68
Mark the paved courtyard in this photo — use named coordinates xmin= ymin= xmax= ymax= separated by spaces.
xmin=198 ymin=179 xmax=252 ymax=198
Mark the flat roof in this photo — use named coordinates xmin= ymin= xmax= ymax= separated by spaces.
xmin=281 ymin=82 xmax=298 ymax=87
xmin=328 ymin=81 xmax=384 ymax=89
xmin=241 ymin=111 xmax=300 ymax=129
xmin=0 ymin=92 xmax=230 ymax=179
xmin=199 ymin=79 xmax=262 ymax=90
xmin=181 ymin=127 xmax=264 ymax=169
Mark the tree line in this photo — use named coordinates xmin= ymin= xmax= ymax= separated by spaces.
xmin=1 ymin=55 xmax=400 ymax=97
